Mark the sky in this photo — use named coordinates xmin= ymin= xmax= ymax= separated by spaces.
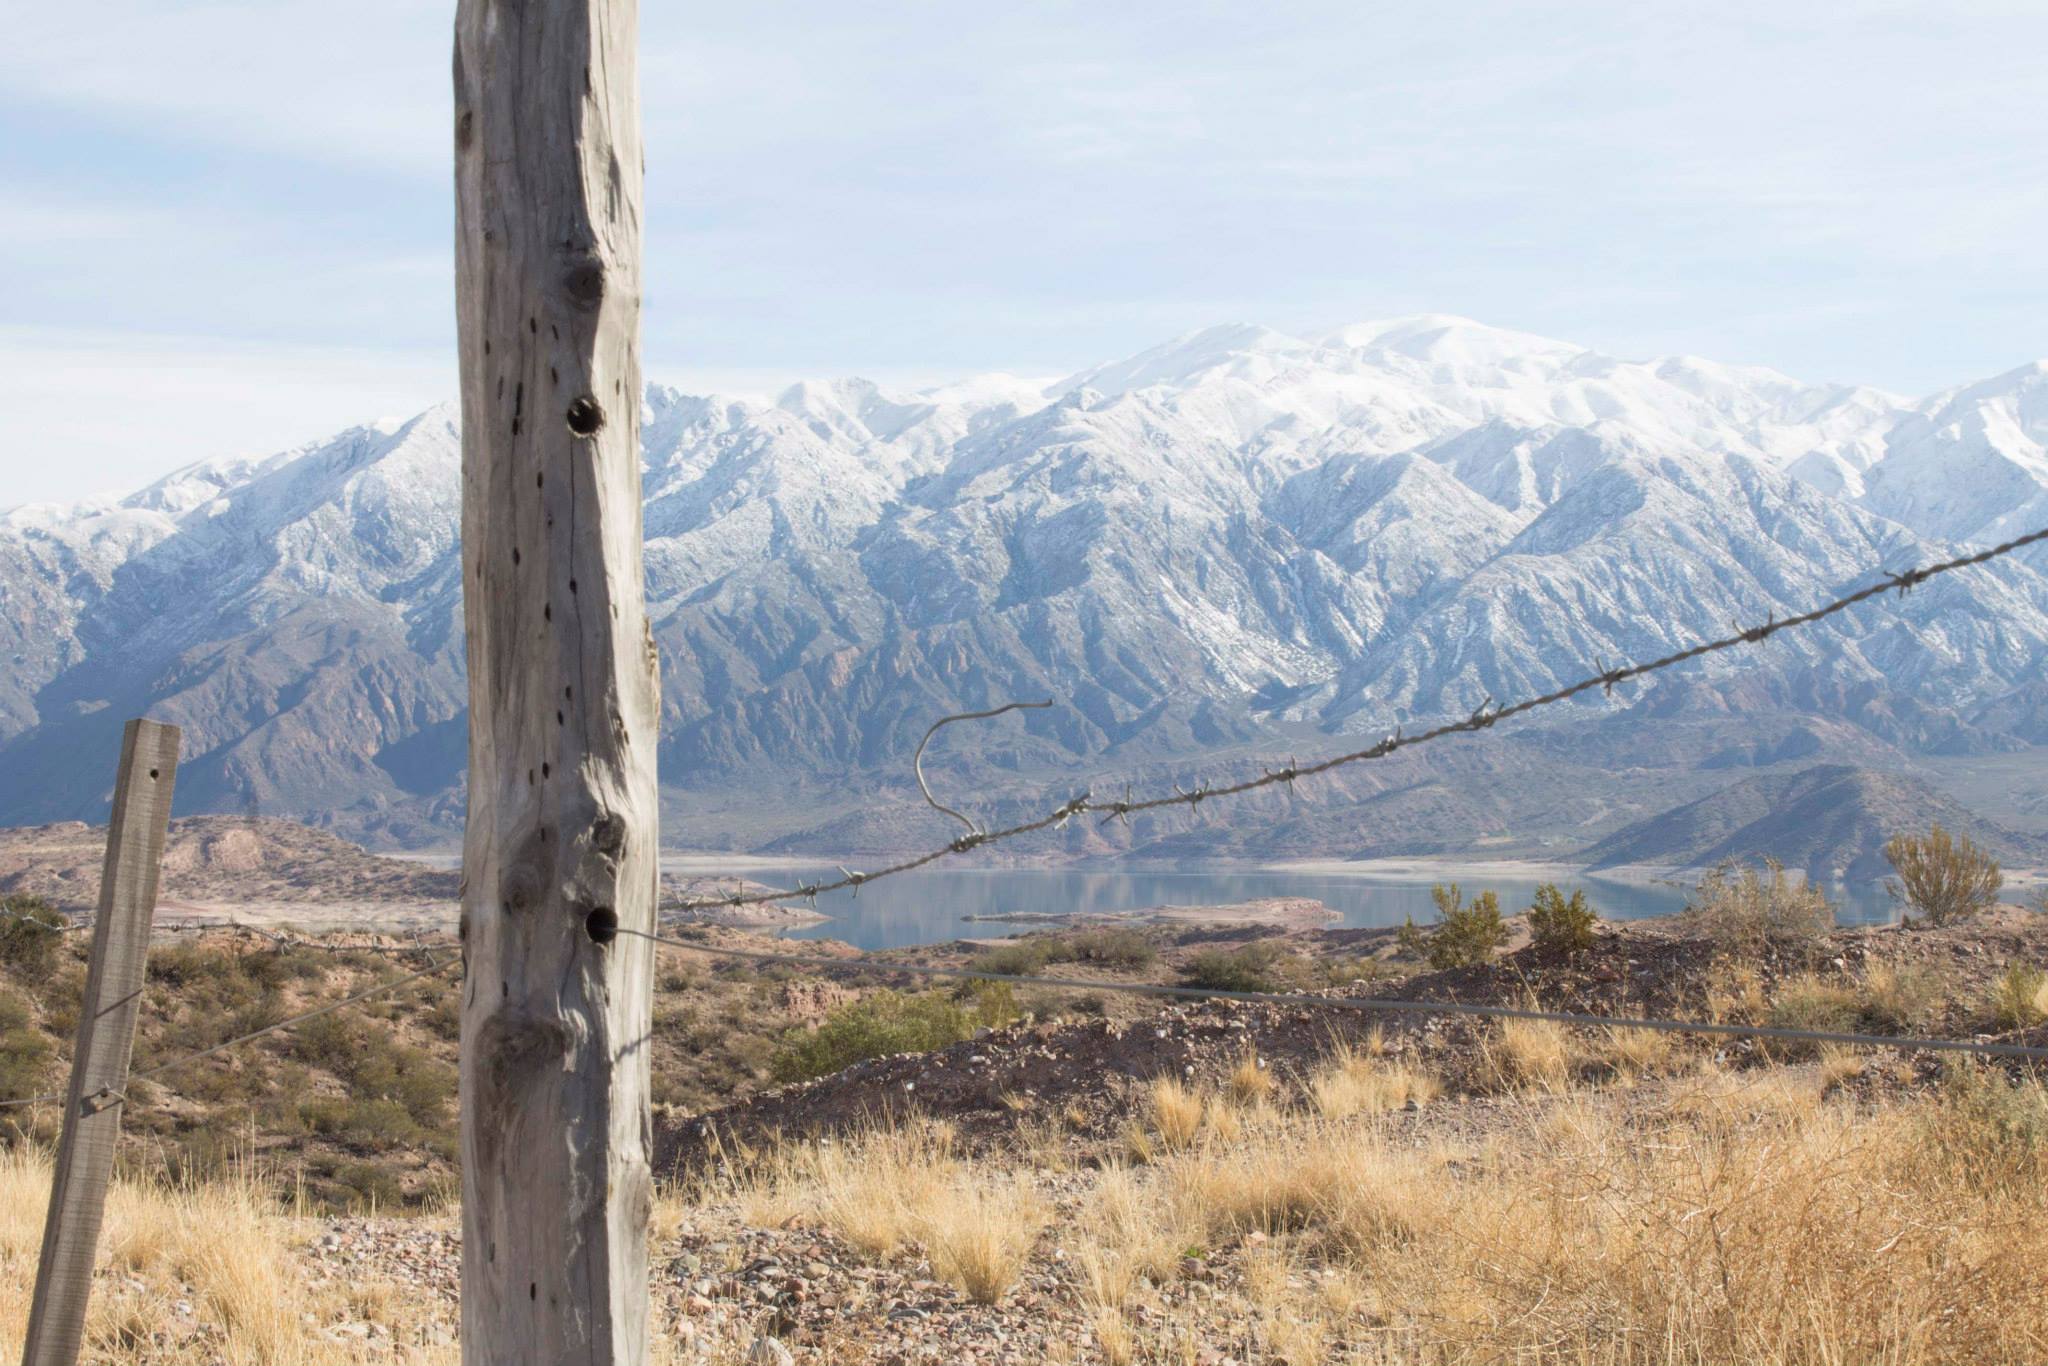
xmin=2 ymin=1 xmax=2044 ymax=507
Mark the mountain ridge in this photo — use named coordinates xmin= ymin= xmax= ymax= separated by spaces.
xmin=4 ymin=317 xmax=2047 ymax=854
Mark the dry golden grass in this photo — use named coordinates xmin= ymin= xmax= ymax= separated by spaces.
xmin=1085 ymin=1062 xmax=2048 ymax=1364
xmin=1479 ymin=1013 xmax=1576 ymax=1091
xmin=1145 ymin=1075 xmax=1205 ymax=1150
xmin=1307 ymin=1043 xmax=1440 ymax=1118
xmin=1597 ymin=1025 xmax=1677 ymax=1078
xmin=1225 ymin=1050 xmax=1276 ymax=1106
xmin=917 ymin=1173 xmax=1047 ymax=1305
xmin=717 ymin=1120 xmax=1046 ymax=1304
xmin=1987 ymin=961 xmax=2048 ymax=1029
xmin=0 ymin=1147 xmax=460 ymax=1366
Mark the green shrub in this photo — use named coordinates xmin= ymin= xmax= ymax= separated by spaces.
xmin=1422 ymin=884 xmax=1508 ymax=969
xmin=1066 ymin=928 xmax=1157 ymax=969
xmin=975 ymin=928 xmax=1158 ymax=978
xmin=769 ymin=984 xmax=1020 ymax=1083
xmin=1528 ymin=884 xmax=1596 ymax=957
xmin=0 ymin=896 xmax=66 ymax=975
xmin=1182 ymin=942 xmax=1285 ymax=993
xmin=289 ymin=1010 xmax=456 ymax=1129
xmin=975 ymin=939 xmax=1057 ymax=976
xmin=0 ymin=989 xmax=54 ymax=1102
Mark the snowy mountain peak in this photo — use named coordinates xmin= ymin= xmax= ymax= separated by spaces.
xmin=6 ymin=319 xmax=2048 ymax=843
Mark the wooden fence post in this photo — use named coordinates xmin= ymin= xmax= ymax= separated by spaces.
xmin=453 ymin=0 xmax=659 ymax=1361
xmin=20 ymin=718 xmax=180 ymax=1366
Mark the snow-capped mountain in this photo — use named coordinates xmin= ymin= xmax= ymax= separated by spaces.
xmin=4 ymin=316 xmax=2047 ymax=851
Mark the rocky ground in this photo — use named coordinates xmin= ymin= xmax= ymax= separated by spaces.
xmin=8 ymin=854 xmax=2048 ymax=1362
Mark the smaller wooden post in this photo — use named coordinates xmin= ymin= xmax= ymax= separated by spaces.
xmin=20 ymin=719 xmax=180 ymax=1366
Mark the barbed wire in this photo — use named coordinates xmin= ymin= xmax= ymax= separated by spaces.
xmin=154 ymin=918 xmax=441 ymax=960
xmin=632 ymin=929 xmax=2048 ymax=1062
xmin=0 ymin=903 xmax=93 ymax=935
xmin=669 ymin=523 xmax=2048 ymax=915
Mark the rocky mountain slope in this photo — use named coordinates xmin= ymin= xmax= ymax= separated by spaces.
xmin=4 ymin=317 xmax=2047 ymax=851
xmin=1580 ymin=763 xmax=2048 ymax=879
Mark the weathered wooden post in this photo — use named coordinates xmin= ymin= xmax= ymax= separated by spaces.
xmin=452 ymin=0 xmax=659 ymax=1360
xmin=21 ymin=718 xmax=180 ymax=1366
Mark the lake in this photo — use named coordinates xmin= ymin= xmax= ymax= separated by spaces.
xmin=669 ymin=862 xmax=1901 ymax=952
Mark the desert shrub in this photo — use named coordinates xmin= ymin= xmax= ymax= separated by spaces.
xmin=1527 ymin=884 xmax=1596 ymax=957
xmin=1927 ymin=1061 xmax=2048 ymax=1184
xmin=289 ymin=1011 xmax=456 ymax=1130
xmin=0 ymin=988 xmax=54 ymax=1102
xmin=1684 ymin=861 xmax=1832 ymax=956
xmin=1885 ymin=823 xmax=2002 ymax=927
xmin=1182 ymin=942 xmax=1285 ymax=993
xmin=0 ymin=896 xmax=67 ymax=975
xmin=1855 ymin=961 xmax=1947 ymax=1033
xmin=1065 ymin=928 xmax=1157 ymax=969
xmin=1986 ymin=962 xmax=2048 ymax=1031
xmin=1419 ymin=884 xmax=1508 ymax=969
xmin=770 ymin=984 xmax=1020 ymax=1083
xmin=976 ymin=928 xmax=1156 ymax=978
xmin=1765 ymin=974 xmax=1861 ymax=1054
xmin=975 ymin=939 xmax=1056 ymax=976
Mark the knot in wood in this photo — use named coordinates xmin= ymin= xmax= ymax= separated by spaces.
xmin=501 ymin=856 xmax=545 ymax=913
xmin=560 ymin=254 xmax=607 ymax=310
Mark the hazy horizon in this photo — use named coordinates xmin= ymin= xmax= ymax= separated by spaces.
xmin=5 ymin=1 xmax=2045 ymax=504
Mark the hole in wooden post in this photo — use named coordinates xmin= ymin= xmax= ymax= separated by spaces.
xmin=566 ymin=397 xmax=605 ymax=436
xmin=148 ymin=769 xmax=159 ymax=780
xmin=585 ymin=907 xmax=618 ymax=944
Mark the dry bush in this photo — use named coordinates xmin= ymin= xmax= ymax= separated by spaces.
xmin=1597 ymin=1026 xmax=1677 ymax=1078
xmin=1818 ymin=1044 xmax=1867 ymax=1089
xmin=806 ymin=1127 xmax=958 ymax=1259
xmin=1225 ymin=1050 xmax=1275 ymax=1107
xmin=1091 ymin=1308 xmax=1136 ymax=1366
xmin=1986 ymin=961 xmax=2048 ymax=1030
xmin=1684 ymin=860 xmax=1833 ymax=956
xmin=1073 ymin=1163 xmax=1196 ymax=1315
xmin=1307 ymin=1044 xmax=1439 ymax=1119
xmin=1155 ymin=1068 xmax=2046 ymax=1363
xmin=1885 ymin=822 xmax=2002 ymax=926
xmin=0 ymin=1147 xmax=461 ymax=1366
xmin=918 ymin=1173 xmax=1047 ymax=1304
xmin=1856 ymin=959 xmax=1947 ymax=1032
xmin=1145 ymin=1075 xmax=1206 ymax=1151
xmin=1479 ymin=1014 xmax=1576 ymax=1092
xmin=717 ymin=1120 xmax=1045 ymax=1303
